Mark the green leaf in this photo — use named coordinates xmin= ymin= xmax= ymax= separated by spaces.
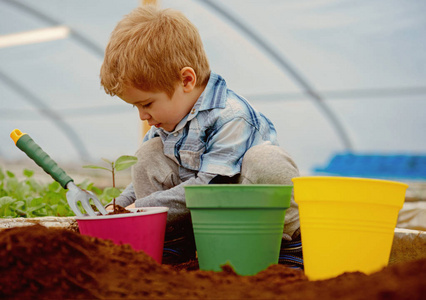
xmin=45 ymin=192 xmax=61 ymax=205
xmin=77 ymin=179 xmax=91 ymax=190
xmin=47 ymin=181 xmax=60 ymax=192
xmin=14 ymin=200 xmax=25 ymax=209
xmin=23 ymin=169 xmax=34 ymax=178
xmin=88 ymin=186 xmax=102 ymax=196
xmin=0 ymin=196 xmax=15 ymax=206
xmin=14 ymin=208 xmax=27 ymax=217
xmin=5 ymin=177 xmax=18 ymax=192
xmin=115 ymin=155 xmax=138 ymax=171
xmin=56 ymin=204 xmax=69 ymax=216
xmin=82 ymin=165 xmax=111 ymax=172
xmin=26 ymin=178 xmax=42 ymax=193
xmin=6 ymin=171 xmax=15 ymax=178
xmin=0 ymin=197 xmax=17 ymax=217
xmin=101 ymin=158 xmax=113 ymax=164
xmin=0 ymin=188 xmax=7 ymax=198
xmin=30 ymin=198 xmax=44 ymax=206
xmin=104 ymin=187 xmax=121 ymax=198
xmin=0 ymin=168 xmax=5 ymax=181
xmin=32 ymin=210 xmax=47 ymax=217
xmin=28 ymin=203 xmax=46 ymax=213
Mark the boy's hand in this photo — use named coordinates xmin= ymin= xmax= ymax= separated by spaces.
xmin=126 ymin=203 xmax=136 ymax=209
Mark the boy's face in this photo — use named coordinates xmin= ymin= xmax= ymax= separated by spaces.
xmin=120 ymin=85 xmax=192 ymax=132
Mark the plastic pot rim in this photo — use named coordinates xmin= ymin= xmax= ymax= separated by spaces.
xmin=75 ymin=207 xmax=169 ymax=221
xmin=292 ymin=176 xmax=408 ymax=188
xmin=185 ymin=185 xmax=293 ymax=208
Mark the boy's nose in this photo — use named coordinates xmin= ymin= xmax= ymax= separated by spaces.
xmin=138 ymin=108 xmax=150 ymax=121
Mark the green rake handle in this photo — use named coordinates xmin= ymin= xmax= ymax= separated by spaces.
xmin=10 ymin=129 xmax=73 ymax=189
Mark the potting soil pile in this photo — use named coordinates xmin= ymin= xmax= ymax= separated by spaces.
xmin=0 ymin=225 xmax=425 ymax=299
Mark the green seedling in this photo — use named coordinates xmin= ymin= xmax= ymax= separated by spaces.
xmin=0 ymin=167 xmax=74 ymax=217
xmin=83 ymin=155 xmax=137 ymax=211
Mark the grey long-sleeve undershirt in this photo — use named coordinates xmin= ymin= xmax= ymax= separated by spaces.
xmin=108 ymin=172 xmax=216 ymax=225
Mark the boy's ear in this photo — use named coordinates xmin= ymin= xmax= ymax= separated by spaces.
xmin=180 ymin=67 xmax=196 ymax=92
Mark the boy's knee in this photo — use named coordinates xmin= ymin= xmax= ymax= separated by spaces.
xmin=240 ymin=144 xmax=299 ymax=184
xmin=133 ymin=137 xmax=165 ymax=176
xmin=134 ymin=137 xmax=163 ymax=161
xmin=133 ymin=137 xmax=179 ymax=176
xmin=132 ymin=137 xmax=181 ymax=197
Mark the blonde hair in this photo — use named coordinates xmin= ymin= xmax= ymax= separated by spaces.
xmin=100 ymin=6 xmax=210 ymax=98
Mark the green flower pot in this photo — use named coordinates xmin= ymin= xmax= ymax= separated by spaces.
xmin=185 ymin=184 xmax=293 ymax=275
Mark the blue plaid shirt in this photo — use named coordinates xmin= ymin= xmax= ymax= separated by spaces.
xmin=143 ymin=71 xmax=278 ymax=180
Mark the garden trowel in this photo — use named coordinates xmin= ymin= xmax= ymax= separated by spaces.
xmin=10 ymin=129 xmax=108 ymax=217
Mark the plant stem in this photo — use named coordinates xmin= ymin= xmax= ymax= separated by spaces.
xmin=112 ymin=162 xmax=116 ymax=212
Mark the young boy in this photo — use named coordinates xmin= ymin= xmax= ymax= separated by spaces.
xmin=100 ymin=5 xmax=302 ymax=268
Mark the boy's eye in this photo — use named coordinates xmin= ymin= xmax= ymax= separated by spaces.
xmin=132 ymin=103 xmax=151 ymax=109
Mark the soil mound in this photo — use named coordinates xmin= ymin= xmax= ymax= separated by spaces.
xmin=0 ymin=225 xmax=424 ymax=299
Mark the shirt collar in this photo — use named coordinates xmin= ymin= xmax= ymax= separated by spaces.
xmin=185 ymin=71 xmax=227 ymax=123
xmin=156 ymin=71 xmax=227 ymax=134
xmin=199 ymin=71 xmax=227 ymax=111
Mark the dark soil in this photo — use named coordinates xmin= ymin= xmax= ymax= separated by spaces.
xmin=99 ymin=204 xmax=143 ymax=215
xmin=108 ymin=204 xmax=132 ymax=215
xmin=106 ymin=204 xmax=144 ymax=215
xmin=0 ymin=225 xmax=425 ymax=299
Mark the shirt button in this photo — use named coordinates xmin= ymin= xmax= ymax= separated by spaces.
xmin=173 ymin=132 xmax=179 ymax=137
xmin=191 ymin=108 xmax=196 ymax=114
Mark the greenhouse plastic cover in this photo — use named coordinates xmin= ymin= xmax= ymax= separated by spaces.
xmin=1 ymin=0 xmax=425 ymax=174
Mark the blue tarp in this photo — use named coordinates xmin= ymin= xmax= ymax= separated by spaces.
xmin=314 ymin=153 xmax=426 ymax=180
